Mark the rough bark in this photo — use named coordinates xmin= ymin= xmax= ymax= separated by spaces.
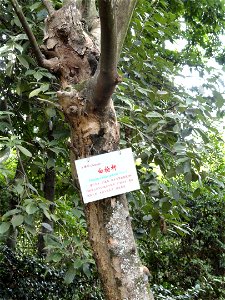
xmin=12 ymin=0 xmax=154 ymax=299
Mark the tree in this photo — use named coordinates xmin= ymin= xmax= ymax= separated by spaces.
xmin=7 ymin=0 xmax=154 ymax=299
xmin=1 ymin=0 xmax=225 ymax=298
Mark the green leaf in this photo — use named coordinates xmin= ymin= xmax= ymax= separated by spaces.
xmin=15 ymin=44 xmax=24 ymax=53
xmin=162 ymin=201 xmax=172 ymax=213
xmin=17 ymin=145 xmax=32 ymax=157
xmin=44 ymin=235 xmax=61 ymax=248
xmin=24 ymin=215 xmax=34 ymax=226
xmin=40 ymin=83 xmax=50 ymax=92
xmin=177 ymin=157 xmax=189 ymax=164
xmin=43 ymin=209 xmax=51 ymax=220
xmin=0 ymin=45 xmax=10 ymax=55
xmin=30 ymin=2 xmax=42 ymax=11
xmin=83 ymin=263 xmax=91 ymax=278
xmin=24 ymin=224 xmax=36 ymax=235
xmin=26 ymin=203 xmax=39 ymax=214
xmin=150 ymin=225 xmax=159 ymax=238
xmin=136 ymin=87 xmax=152 ymax=96
xmin=14 ymin=34 xmax=28 ymax=41
xmin=171 ymin=187 xmax=180 ymax=200
xmin=34 ymin=71 xmax=43 ymax=81
xmin=0 ymin=147 xmax=10 ymax=163
xmin=46 ymin=158 xmax=55 ymax=169
xmin=157 ymin=90 xmax=168 ymax=95
xmin=73 ymin=259 xmax=83 ymax=269
xmin=117 ymin=96 xmax=133 ymax=108
xmin=46 ymin=252 xmax=63 ymax=263
xmin=191 ymin=170 xmax=199 ymax=182
xmin=0 ymin=111 xmax=14 ymax=116
xmin=29 ymin=88 xmax=42 ymax=98
xmin=50 ymin=214 xmax=59 ymax=222
xmin=42 ymin=222 xmax=53 ymax=232
xmin=213 ymin=90 xmax=224 ymax=109
xmin=38 ymin=203 xmax=48 ymax=210
xmin=173 ymin=142 xmax=186 ymax=153
xmin=194 ymin=128 xmax=209 ymax=144
xmin=166 ymin=168 xmax=176 ymax=178
xmin=146 ymin=111 xmax=163 ymax=118
xmin=11 ymin=214 xmax=24 ymax=228
xmin=27 ymin=183 xmax=38 ymax=194
xmin=64 ymin=266 xmax=76 ymax=284
xmin=0 ymin=222 xmax=11 ymax=234
xmin=184 ymin=172 xmax=192 ymax=184
xmin=173 ymin=225 xmax=190 ymax=236
xmin=6 ymin=61 xmax=14 ymax=76
xmin=17 ymin=55 xmax=29 ymax=69
xmin=14 ymin=184 xmax=24 ymax=195
xmin=45 ymin=107 xmax=56 ymax=118
xmin=2 ymin=209 xmax=21 ymax=220
xmin=72 ymin=208 xmax=82 ymax=218
xmin=193 ymin=187 xmax=201 ymax=198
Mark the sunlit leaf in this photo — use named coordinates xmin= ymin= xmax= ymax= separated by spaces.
xmin=17 ymin=145 xmax=32 ymax=157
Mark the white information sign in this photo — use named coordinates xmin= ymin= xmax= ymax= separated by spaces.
xmin=75 ymin=148 xmax=140 ymax=203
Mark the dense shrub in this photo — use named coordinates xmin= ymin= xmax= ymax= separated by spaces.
xmin=133 ymin=188 xmax=225 ymax=299
xmin=0 ymin=246 xmax=103 ymax=300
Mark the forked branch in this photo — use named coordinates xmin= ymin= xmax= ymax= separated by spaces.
xmin=93 ymin=0 xmax=137 ymax=109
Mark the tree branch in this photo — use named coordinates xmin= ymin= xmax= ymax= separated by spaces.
xmin=93 ymin=0 xmax=137 ymax=110
xmin=98 ymin=0 xmax=118 ymax=76
xmin=42 ymin=0 xmax=55 ymax=16
xmin=93 ymin=0 xmax=120 ymax=109
xmin=116 ymin=0 xmax=138 ymax=59
xmin=10 ymin=0 xmax=45 ymax=66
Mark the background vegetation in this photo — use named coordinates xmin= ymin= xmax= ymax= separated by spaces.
xmin=0 ymin=0 xmax=225 ymax=299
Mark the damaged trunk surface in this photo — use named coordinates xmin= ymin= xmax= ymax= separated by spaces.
xmin=42 ymin=2 xmax=154 ymax=299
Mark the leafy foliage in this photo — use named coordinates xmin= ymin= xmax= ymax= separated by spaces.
xmin=0 ymin=246 xmax=103 ymax=300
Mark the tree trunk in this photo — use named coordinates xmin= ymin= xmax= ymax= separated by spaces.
xmin=86 ymin=195 xmax=154 ymax=299
xmin=11 ymin=0 xmax=154 ymax=298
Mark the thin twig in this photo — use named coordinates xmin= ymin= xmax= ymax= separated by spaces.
xmin=10 ymin=0 xmax=45 ymax=66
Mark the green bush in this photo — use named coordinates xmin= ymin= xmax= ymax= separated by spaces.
xmin=134 ymin=187 xmax=225 ymax=299
xmin=0 ymin=246 xmax=103 ymax=300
